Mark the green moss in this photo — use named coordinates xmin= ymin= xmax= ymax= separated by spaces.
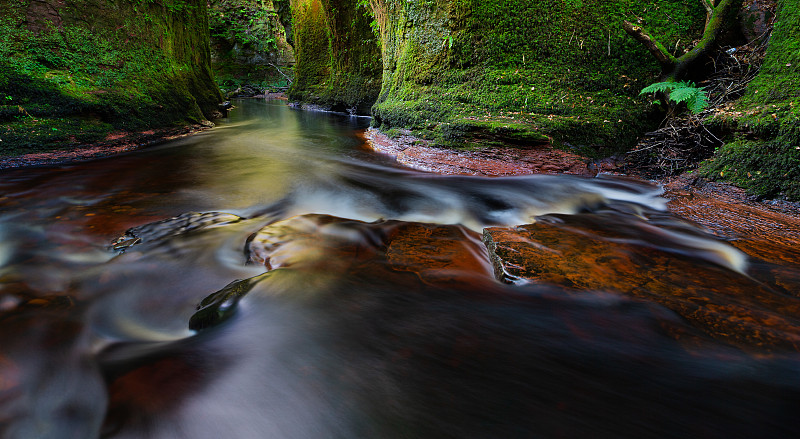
xmin=0 ymin=117 xmax=113 ymax=157
xmin=700 ymin=0 xmax=800 ymax=200
xmin=0 ymin=0 xmax=221 ymax=156
xmin=701 ymin=137 xmax=800 ymax=200
xmin=210 ymin=0 xmax=281 ymax=53
xmin=369 ymin=0 xmax=705 ymax=153
xmin=434 ymin=119 xmax=551 ymax=148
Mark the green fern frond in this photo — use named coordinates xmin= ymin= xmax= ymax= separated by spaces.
xmin=641 ymin=80 xmax=708 ymax=114
xmin=668 ymin=86 xmax=698 ymax=103
xmin=639 ymin=81 xmax=678 ymax=95
xmin=685 ymin=91 xmax=709 ymax=114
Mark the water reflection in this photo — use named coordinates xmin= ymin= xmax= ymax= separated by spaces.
xmin=1 ymin=99 xmax=799 ymax=439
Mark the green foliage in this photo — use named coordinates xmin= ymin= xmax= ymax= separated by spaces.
xmin=367 ymin=0 xmax=705 ymax=152
xmin=288 ymin=0 xmax=382 ymax=114
xmin=356 ymin=0 xmax=381 ymax=40
xmin=214 ymin=67 xmax=291 ymax=93
xmin=640 ymin=81 xmax=709 ymax=114
xmin=209 ymin=0 xmax=279 ymax=53
xmin=700 ymin=136 xmax=800 ymax=200
xmin=208 ymin=0 xmax=297 ymax=93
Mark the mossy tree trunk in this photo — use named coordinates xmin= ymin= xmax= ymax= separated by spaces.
xmin=623 ymin=0 xmax=744 ymax=81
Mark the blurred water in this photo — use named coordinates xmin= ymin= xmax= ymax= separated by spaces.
xmin=1 ymin=99 xmax=799 ymax=439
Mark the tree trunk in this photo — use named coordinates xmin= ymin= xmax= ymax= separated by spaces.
xmin=624 ymin=0 xmax=744 ymax=81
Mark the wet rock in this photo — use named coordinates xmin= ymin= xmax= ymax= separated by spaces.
xmin=384 ymin=222 xmax=495 ymax=289
xmin=246 ymin=214 xmax=494 ymax=288
xmin=190 ymin=277 xmax=263 ymax=331
xmin=111 ymin=212 xmax=244 ymax=252
xmin=484 ymin=209 xmax=800 ymax=351
xmin=218 ymin=101 xmax=233 ymax=117
xmin=192 ymin=214 xmax=499 ymax=331
xmin=0 ymin=124 xmax=214 ymax=170
xmin=226 ymin=84 xmax=264 ymax=98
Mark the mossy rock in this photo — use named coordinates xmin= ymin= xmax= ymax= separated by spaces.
xmin=287 ymin=0 xmax=382 ymax=114
xmin=367 ymin=0 xmax=705 ymax=153
xmin=0 ymin=0 xmax=222 ymax=155
xmin=434 ymin=119 xmax=550 ymax=148
xmin=209 ymin=0 xmax=295 ymax=94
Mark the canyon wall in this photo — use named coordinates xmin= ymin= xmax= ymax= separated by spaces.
xmin=0 ymin=0 xmax=222 ymax=153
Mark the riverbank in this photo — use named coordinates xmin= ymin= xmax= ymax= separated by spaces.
xmin=0 ymin=122 xmax=214 ymax=169
xmin=361 ymin=125 xmax=800 ymax=235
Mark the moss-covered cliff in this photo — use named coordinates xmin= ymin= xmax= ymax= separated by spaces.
xmin=288 ymin=0 xmax=382 ymax=114
xmin=701 ymin=0 xmax=800 ymax=200
xmin=0 ymin=0 xmax=222 ymax=156
xmin=367 ymin=0 xmax=705 ymax=152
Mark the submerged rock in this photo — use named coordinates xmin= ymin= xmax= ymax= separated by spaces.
xmin=484 ymin=205 xmax=800 ymax=351
xmin=110 ymin=212 xmax=244 ymax=253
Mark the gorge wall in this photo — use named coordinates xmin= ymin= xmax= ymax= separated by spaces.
xmin=287 ymin=0 xmax=382 ymax=114
xmin=287 ymin=0 xmax=798 ymax=200
xmin=0 ymin=0 xmax=221 ymax=155
xmin=208 ymin=0 xmax=295 ymax=94
xmin=372 ymin=0 xmax=713 ymax=152
xmin=320 ymin=0 xmax=706 ymax=152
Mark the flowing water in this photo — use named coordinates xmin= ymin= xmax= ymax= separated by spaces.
xmin=1 ymin=99 xmax=799 ymax=438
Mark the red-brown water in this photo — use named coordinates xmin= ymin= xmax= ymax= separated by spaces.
xmin=1 ymin=100 xmax=799 ymax=438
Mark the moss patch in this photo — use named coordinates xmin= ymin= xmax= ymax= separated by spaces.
xmin=209 ymin=0 xmax=294 ymax=94
xmin=287 ymin=0 xmax=382 ymax=114
xmin=700 ymin=0 xmax=800 ymax=200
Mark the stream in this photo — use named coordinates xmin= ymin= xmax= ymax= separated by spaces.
xmin=1 ymin=99 xmax=799 ymax=438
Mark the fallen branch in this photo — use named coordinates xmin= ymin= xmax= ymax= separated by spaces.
xmin=268 ymin=62 xmax=293 ymax=84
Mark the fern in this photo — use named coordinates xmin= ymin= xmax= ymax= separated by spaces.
xmin=685 ymin=90 xmax=708 ymax=114
xmin=640 ymin=81 xmax=679 ymax=94
xmin=640 ymin=81 xmax=709 ymax=114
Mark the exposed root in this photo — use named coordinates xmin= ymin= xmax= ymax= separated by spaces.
xmin=625 ymin=115 xmax=722 ymax=178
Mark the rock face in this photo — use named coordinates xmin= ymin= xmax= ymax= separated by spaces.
xmin=361 ymin=127 xmax=601 ymax=176
xmin=284 ymin=1 xmax=798 ymax=201
xmin=0 ymin=0 xmax=222 ymax=154
xmin=287 ymin=0 xmax=382 ymax=114
xmin=700 ymin=0 xmax=800 ymax=201
xmin=284 ymin=0 xmax=717 ymax=150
